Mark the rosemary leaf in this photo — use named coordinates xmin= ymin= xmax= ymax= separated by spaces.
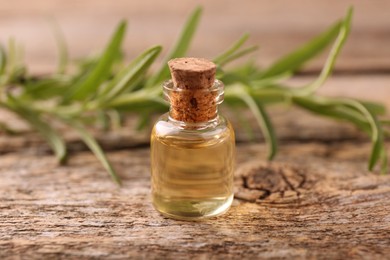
xmin=0 ymin=44 xmax=6 ymax=76
xmin=48 ymin=19 xmax=69 ymax=74
xmin=7 ymin=38 xmax=16 ymax=76
xmin=107 ymin=88 xmax=166 ymax=111
xmin=64 ymin=21 xmax=127 ymax=101
xmin=97 ymin=46 xmax=162 ymax=105
xmin=256 ymin=101 xmax=277 ymax=160
xmin=292 ymin=95 xmax=386 ymax=172
xmin=214 ymin=34 xmax=250 ymax=66
xmin=231 ymin=85 xmax=277 ymax=160
xmin=66 ymin=120 xmax=122 ymax=185
xmin=22 ymin=76 xmax=70 ymax=100
xmin=135 ymin=114 xmax=151 ymax=131
xmin=259 ymin=22 xmax=343 ymax=79
xmin=106 ymin=110 xmax=122 ymax=130
xmin=220 ymin=72 xmax=250 ymax=86
xmin=292 ymin=96 xmax=371 ymax=133
xmin=217 ymin=46 xmax=258 ymax=67
xmin=232 ymin=62 xmax=260 ymax=81
xmin=148 ymin=6 xmax=202 ymax=86
xmin=299 ymin=7 xmax=353 ymax=95
xmin=360 ymin=101 xmax=387 ymax=115
xmin=249 ymin=87 xmax=290 ymax=104
xmin=5 ymin=96 xmax=67 ymax=164
xmin=343 ymin=100 xmax=383 ymax=171
xmin=231 ymin=107 xmax=256 ymax=141
xmin=6 ymin=38 xmax=26 ymax=83
xmin=0 ymin=122 xmax=19 ymax=135
xmin=380 ymin=148 xmax=388 ymax=175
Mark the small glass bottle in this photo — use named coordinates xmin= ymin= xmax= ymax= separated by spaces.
xmin=150 ymin=57 xmax=235 ymax=220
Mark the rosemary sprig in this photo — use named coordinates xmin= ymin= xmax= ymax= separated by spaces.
xmin=0 ymin=6 xmax=388 ymax=184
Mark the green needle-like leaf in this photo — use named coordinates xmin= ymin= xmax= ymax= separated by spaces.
xmin=299 ymin=7 xmax=353 ymax=95
xmin=255 ymin=101 xmax=277 ymax=160
xmin=220 ymin=72 xmax=251 ymax=86
xmin=360 ymin=101 xmax=387 ymax=115
xmin=380 ymin=148 xmax=388 ymax=175
xmin=292 ymin=95 xmax=386 ymax=172
xmin=216 ymin=46 xmax=258 ymax=67
xmin=135 ymin=113 xmax=151 ymax=131
xmin=97 ymin=46 xmax=162 ymax=104
xmin=67 ymin=120 xmax=121 ymax=185
xmin=6 ymin=38 xmax=17 ymax=80
xmin=232 ymin=86 xmax=277 ymax=160
xmin=344 ymin=100 xmax=383 ymax=171
xmin=49 ymin=19 xmax=69 ymax=74
xmin=231 ymin=108 xmax=256 ymax=140
xmin=4 ymin=97 xmax=67 ymax=164
xmin=148 ymin=7 xmax=202 ymax=86
xmin=292 ymin=96 xmax=370 ymax=133
xmin=64 ymin=21 xmax=127 ymax=101
xmin=214 ymin=34 xmax=250 ymax=65
xmin=259 ymin=22 xmax=342 ymax=79
xmin=107 ymin=90 xmax=167 ymax=112
xmin=23 ymin=76 xmax=70 ymax=100
xmin=0 ymin=44 xmax=6 ymax=76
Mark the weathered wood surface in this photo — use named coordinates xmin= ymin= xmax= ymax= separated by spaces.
xmin=1 ymin=0 xmax=390 ymax=259
xmin=1 ymin=142 xmax=390 ymax=259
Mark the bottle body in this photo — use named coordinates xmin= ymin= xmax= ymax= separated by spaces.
xmin=151 ymin=113 xmax=235 ymax=220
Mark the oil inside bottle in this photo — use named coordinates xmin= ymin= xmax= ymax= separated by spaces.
xmin=151 ymin=114 xmax=235 ymax=220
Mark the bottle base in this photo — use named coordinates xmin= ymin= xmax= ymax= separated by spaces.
xmin=152 ymin=194 xmax=234 ymax=221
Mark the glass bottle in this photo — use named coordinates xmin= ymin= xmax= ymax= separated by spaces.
xmin=150 ymin=57 xmax=235 ymax=220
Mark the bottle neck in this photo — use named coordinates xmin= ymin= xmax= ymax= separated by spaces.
xmin=163 ymin=79 xmax=224 ymax=127
xmin=168 ymin=113 xmax=220 ymax=130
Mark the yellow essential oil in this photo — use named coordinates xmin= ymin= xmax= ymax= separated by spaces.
xmin=150 ymin=58 xmax=235 ymax=220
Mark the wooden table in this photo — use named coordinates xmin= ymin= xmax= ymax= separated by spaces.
xmin=1 ymin=1 xmax=389 ymax=259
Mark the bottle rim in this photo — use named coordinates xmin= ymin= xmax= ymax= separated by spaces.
xmin=162 ymin=79 xmax=224 ymax=105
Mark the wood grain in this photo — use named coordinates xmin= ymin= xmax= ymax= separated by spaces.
xmin=1 ymin=142 xmax=389 ymax=259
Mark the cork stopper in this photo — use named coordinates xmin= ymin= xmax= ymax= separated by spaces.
xmin=168 ymin=57 xmax=216 ymax=89
xmin=167 ymin=57 xmax=220 ymax=123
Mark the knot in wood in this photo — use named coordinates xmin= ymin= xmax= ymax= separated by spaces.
xmin=235 ymin=162 xmax=308 ymax=202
